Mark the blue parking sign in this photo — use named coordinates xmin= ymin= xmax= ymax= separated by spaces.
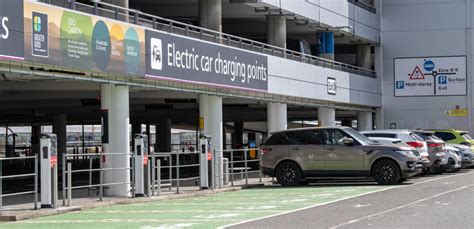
xmin=438 ymin=76 xmax=447 ymax=85
xmin=396 ymin=81 xmax=405 ymax=89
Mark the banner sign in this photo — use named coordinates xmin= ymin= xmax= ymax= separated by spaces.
xmin=145 ymin=30 xmax=268 ymax=91
xmin=0 ymin=0 xmax=24 ymax=60
xmin=1 ymin=1 xmax=269 ymax=92
xmin=394 ymin=56 xmax=467 ymax=96
xmin=23 ymin=1 xmax=146 ymax=75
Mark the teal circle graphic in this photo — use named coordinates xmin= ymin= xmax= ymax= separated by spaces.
xmin=123 ymin=28 xmax=140 ymax=74
xmin=92 ymin=20 xmax=111 ymax=71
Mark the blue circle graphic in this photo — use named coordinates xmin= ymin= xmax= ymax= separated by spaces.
xmin=423 ymin=60 xmax=435 ymax=72
xmin=92 ymin=20 xmax=111 ymax=71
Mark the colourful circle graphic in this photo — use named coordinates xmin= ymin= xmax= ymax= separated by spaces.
xmin=92 ymin=20 xmax=111 ymax=71
xmin=123 ymin=28 xmax=141 ymax=74
xmin=34 ymin=16 xmax=42 ymax=32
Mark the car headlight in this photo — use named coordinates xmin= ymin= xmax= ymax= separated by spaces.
xmin=396 ymin=150 xmax=416 ymax=157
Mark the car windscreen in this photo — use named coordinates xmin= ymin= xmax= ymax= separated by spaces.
xmin=344 ymin=128 xmax=377 ymax=145
xmin=461 ymin=133 xmax=473 ymax=140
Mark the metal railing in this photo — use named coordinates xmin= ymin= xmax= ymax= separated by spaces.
xmin=0 ymin=156 xmax=38 ymax=214
xmin=217 ymin=148 xmax=262 ymax=187
xmin=149 ymin=151 xmax=201 ymax=195
xmin=62 ymin=152 xmax=134 ymax=206
xmin=44 ymin=0 xmax=376 ymax=78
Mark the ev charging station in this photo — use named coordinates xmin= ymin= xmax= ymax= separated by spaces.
xmin=199 ymin=135 xmax=211 ymax=189
xmin=40 ymin=133 xmax=58 ymax=208
xmin=134 ymin=134 xmax=149 ymax=197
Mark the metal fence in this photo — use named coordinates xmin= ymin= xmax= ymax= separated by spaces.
xmin=149 ymin=151 xmax=201 ymax=195
xmin=62 ymin=152 xmax=134 ymax=206
xmin=45 ymin=0 xmax=376 ymax=78
xmin=0 ymin=156 xmax=38 ymax=214
xmin=216 ymin=148 xmax=262 ymax=188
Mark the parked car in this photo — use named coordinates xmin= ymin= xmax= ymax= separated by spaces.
xmin=431 ymin=129 xmax=474 ymax=149
xmin=446 ymin=143 xmax=474 ymax=168
xmin=260 ymin=127 xmax=422 ymax=186
xmin=361 ymin=130 xmax=431 ymax=173
xmin=413 ymin=130 xmax=446 ymax=174
xmin=443 ymin=145 xmax=462 ymax=172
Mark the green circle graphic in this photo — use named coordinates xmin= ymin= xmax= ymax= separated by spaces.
xmin=92 ymin=20 xmax=111 ymax=71
xmin=123 ymin=28 xmax=141 ymax=74
xmin=60 ymin=11 xmax=93 ymax=69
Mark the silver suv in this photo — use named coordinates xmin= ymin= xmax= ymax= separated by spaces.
xmin=260 ymin=127 xmax=422 ymax=186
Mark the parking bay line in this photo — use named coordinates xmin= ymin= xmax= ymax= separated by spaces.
xmin=219 ymin=171 xmax=473 ymax=229
xmin=328 ymin=184 xmax=474 ymax=229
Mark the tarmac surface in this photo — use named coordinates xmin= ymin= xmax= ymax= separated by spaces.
xmin=229 ymin=170 xmax=474 ymax=229
xmin=1 ymin=170 xmax=473 ymax=229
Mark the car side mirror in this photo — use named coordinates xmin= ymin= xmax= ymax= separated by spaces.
xmin=340 ymin=137 xmax=355 ymax=146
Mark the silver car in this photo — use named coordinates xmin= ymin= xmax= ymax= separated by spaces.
xmin=260 ymin=127 xmax=422 ymax=186
xmin=443 ymin=145 xmax=462 ymax=172
xmin=361 ymin=130 xmax=431 ymax=172
xmin=446 ymin=143 xmax=473 ymax=169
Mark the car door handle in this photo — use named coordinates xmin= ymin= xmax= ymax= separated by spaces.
xmin=327 ymin=147 xmax=335 ymax=151
xmin=292 ymin=147 xmax=300 ymax=150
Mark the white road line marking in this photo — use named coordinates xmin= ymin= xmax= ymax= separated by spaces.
xmin=329 ymin=184 xmax=474 ymax=229
xmin=218 ymin=171 xmax=473 ymax=229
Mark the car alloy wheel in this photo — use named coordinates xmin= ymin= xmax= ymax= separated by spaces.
xmin=373 ymin=159 xmax=400 ymax=185
xmin=276 ymin=161 xmax=301 ymax=186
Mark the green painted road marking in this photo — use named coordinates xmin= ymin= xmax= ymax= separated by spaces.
xmin=0 ymin=185 xmax=389 ymax=229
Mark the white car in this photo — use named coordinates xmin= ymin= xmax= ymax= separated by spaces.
xmin=443 ymin=145 xmax=462 ymax=172
xmin=361 ymin=130 xmax=431 ymax=172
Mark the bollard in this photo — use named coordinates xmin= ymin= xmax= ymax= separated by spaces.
xmin=230 ymin=151 xmax=234 ymax=186
xmin=244 ymin=149 xmax=248 ymax=185
xmin=99 ymin=153 xmax=103 ymax=201
xmin=62 ymin=154 xmax=66 ymax=206
xmin=34 ymin=155 xmax=38 ymax=210
xmin=157 ymin=159 xmax=161 ymax=196
xmin=53 ymin=164 xmax=58 ymax=209
xmin=67 ymin=163 xmax=72 ymax=207
xmin=151 ymin=156 xmax=155 ymax=196
xmin=88 ymin=156 xmax=92 ymax=196
xmin=176 ymin=153 xmax=180 ymax=194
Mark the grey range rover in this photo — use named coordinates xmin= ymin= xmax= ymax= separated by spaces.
xmin=260 ymin=127 xmax=422 ymax=186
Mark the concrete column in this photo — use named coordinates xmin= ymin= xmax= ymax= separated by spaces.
xmin=158 ymin=119 xmax=172 ymax=152
xmin=207 ymin=96 xmax=223 ymax=153
xmin=199 ymin=95 xmax=210 ymax=134
xmin=267 ymin=103 xmax=287 ymax=134
xmin=356 ymin=44 xmax=371 ymax=69
xmin=375 ymin=108 xmax=384 ymax=130
xmin=233 ymin=122 xmax=244 ymax=148
xmin=199 ymin=0 xmax=222 ymax=32
xmin=267 ymin=15 xmax=286 ymax=48
xmin=31 ymin=124 xmax=42 ymax=156
xmin=357 ymin=111 xmax=373 ymax=131
xmin=318 ymin=107 xmax=335 ymax=127
xmin=102 ymin=84 xmax=130 ymax=197
xmin=101 ymin=84 xmax=113 ymax=195
xmin=52 ymin=113 xmax=67 ymax=168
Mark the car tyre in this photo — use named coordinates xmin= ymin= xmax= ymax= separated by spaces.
xmin=275 ymin=161 xmax=302 ymax=186
xmin=372 ymin=159 xmax=401 ymax=185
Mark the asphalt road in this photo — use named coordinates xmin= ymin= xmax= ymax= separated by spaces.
xmin=228 ymin=170 xmax=474 ymax=229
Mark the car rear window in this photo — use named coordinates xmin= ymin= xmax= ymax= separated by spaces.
xmin=409 ymin=133 xmax=425 ymax=141
xmin=264 ymin=133 xmax=292 ymax=145
xmin=433 ymin=132 xmax=456 ymax=141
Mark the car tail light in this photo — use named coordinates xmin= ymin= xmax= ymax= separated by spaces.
xmin=407 ymin=141 xmax=424 ymax=148
xmin=261 ymin=147 xmax=272 ymax=155
xmin=428 ymin=143 xmax=443 ymax=147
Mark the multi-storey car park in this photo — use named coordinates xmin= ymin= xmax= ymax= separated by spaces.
xmin=0 ymin=0 xmax=472 ymax=199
